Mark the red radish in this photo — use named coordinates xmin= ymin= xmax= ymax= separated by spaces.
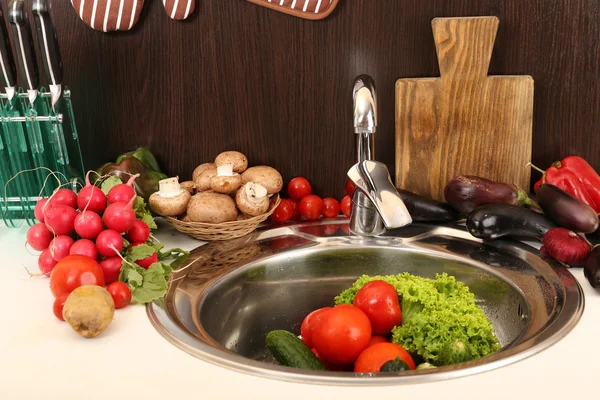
xmin=103 ymin=196 xmax=136 ymax=233
xmin=106 ymin=282 xmax=132 ymax=309
xmin=107 ymin=174 xmax=139 ymax=204
xmin=131 ymin=242 xmax=158 ymax=269
xmin=73 ymin=211 xmax=103 ymax=239
xmin=127 ymin=220 xmax=150 ymax=243
xmin=69 ymin=239 xmax=98 ymax=260
xmin=543 ymin=228 xmax=591 ymax=266
xmin=26 ymin=223 xmax=54 ymax=251
xmin=77 ymin=173 xmax=107 ymax=214
xmin=38 ymin=249 xmax=58 ymax=277
xmin=50 ymin=189 xmax=77 ymax=208
xmin=52 ymin=294 xmax=69 ymax=321
xmin=99 ymin=256 xmax=123 ymax=284
xmin=44 ymin=205 xmax=78 ymax=235
xmin=96 ymin=229 xmax=123 ymax=257
xmin=48 ymin=235 xmax=74 ymax=261
xmin=34 ymin=198 xmax=49 ymax=223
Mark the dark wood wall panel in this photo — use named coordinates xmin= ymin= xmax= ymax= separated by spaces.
xmin=12 ymin=0 xmax=600 ymax=196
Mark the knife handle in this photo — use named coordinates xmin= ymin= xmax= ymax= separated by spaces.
xmin=0 ymin=3 xmax=17 ymax=91
xmin=32 ymin=0 xmax=62 ymax=86
xmin=8 ymin=0 xmax=39 ymax=94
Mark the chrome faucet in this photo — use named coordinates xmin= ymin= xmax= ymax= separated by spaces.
xmin=347 ymin=75 xmax=412 ymax=236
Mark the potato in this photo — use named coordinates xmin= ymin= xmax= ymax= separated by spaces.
xmin=241 ymin=166 xmax=283 ymax=195
xmin=187 ymin=192 xmax=238 ymax=223
xmin=63 ymin=285 xmax=115 ymax=338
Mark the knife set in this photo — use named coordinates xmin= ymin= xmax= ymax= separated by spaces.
xmin=0 ymin=0 xmax=84 ymax=227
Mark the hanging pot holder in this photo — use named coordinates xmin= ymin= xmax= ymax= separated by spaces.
xmin=246 ymin=0 xmax=340 ymax=20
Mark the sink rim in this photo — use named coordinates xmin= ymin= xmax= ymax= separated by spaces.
xmin=147 ymin=220 xmax=585 ymax=386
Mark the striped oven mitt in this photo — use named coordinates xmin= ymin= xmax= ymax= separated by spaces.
xmin=70 ymin=0 xmax=145 ymax=31
xmin=70 ymin=0 xmax=195 ymax=32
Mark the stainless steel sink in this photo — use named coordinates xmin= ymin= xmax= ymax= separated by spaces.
xmin=147 ymin=220 xmax=584 ymax=385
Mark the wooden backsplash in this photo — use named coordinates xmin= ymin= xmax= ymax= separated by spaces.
xmin=17 ymin=0 xmax=600 ymax=197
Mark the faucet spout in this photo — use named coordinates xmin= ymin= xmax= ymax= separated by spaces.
xmin=348 ymin=75 xmax=413 ymax=236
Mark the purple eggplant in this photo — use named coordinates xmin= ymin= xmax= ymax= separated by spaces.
xmin=444 ymin=176 xmax=535 ymax=215
xmin=398 ymin=189 xmax=460 ymax=222
xmin=466 ymin=204 xmax=555 ymax=240
xmin=536 ymin=184 xmax=599 ymax=234
xmin=584 ymin=247 xmax=600 ymax=288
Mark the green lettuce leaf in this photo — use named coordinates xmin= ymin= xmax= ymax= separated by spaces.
xmin=100 ymin=176 xmax=122 ymax=195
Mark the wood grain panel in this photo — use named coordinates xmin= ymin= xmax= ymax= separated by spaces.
xmin=395 ymin=17 xmax=534 ymax=201
xmin=5 ymin=0 xmax=597 ymax=197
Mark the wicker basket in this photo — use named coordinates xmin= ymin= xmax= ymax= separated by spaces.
xmin=164 ymin=195 xmax=280 ymax=241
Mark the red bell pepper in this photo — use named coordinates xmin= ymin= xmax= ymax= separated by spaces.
xmin=553 ymin=156 xmax=600 ymax=211
xmin=533 ymin=160 xmax=599 ymax=212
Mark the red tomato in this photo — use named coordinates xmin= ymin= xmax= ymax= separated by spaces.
xmin=321 ymin=197 xmax=341 ymax=218
xmin=299 ymin=195 xmax=323 ymax=220
xmin=271 ymin=199 xmax=294 ymax=224
xmin=52 ymin=294 xmax=69 ymax=321
xmin=311 ymin=348 xmax=345 ymax=371
xmin=49 ymin=255 xmax=105 ymax=298
xmin=367 ymin=335 xmax=390 ymax=347
xmin=312 ymin=304 xmax=372 ymax=365
xmin=340 ymin=195 xmax=352 ymax=217
xmin=288 ymin=177 xmax=312 ymax=200
xmin=300 ymin=307 xmax=331 ymax=348
xmin=107 ymin=282 xmax=132 ymax=309
xmin=289 ymin=198 xmax=302 ymax=220
xmin=345 ymin=178 xmax=356 ymax=198
xmin=354 ymin=342 xmax=416 ymax=372
xmin=353 ymin=280 xmax=402 ymax=335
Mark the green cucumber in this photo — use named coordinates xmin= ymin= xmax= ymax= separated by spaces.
xmin=266 ymin=330 xmax=326 ymax=370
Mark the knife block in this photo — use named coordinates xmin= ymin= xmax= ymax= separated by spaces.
xmin=0 ymin=87 xmax=85 ymax=227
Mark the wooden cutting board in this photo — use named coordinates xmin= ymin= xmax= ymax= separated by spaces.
xmin=395 ymin=16 xmax=534 ymax=201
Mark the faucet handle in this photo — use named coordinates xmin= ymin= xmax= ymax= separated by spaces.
xmin=347 ymin=161 xmax=413 ymax=229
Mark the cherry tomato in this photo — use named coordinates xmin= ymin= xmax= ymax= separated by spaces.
xmin=367 ymin=335 xmax=390 ymax=347
xmin=354 ymin=280 xmax=402 ymax=335
xmin=299 ymin=195 xmax=323 ymax=220
xmin=300 ymin=307 xmax=331 ymax=348
xmin=289 ymin=198 xmax=302 ymax=220
xmin=345 ymin=178 xmax=357 ymax=198
xmin=271 ymin=199 xmax=294 ymax=224
xmin=312 ymin=304 xmax=372 ymax=365
xmin=52 ymin=294 xmax=69 ymax=321
xmin=341 ymin=195 xmax=352 ymax=217
xmin=288 ymin=177 xmax=312 ymax=200
xmin=107 ymin=282 xmax=132 ymax=309
xmin=321 ymin=197 xmax=341 ymax=218
xmin=49 ymin=255 xmax=105 ymax=298
xmin=354 ymin=342 xmax=416 ymax=372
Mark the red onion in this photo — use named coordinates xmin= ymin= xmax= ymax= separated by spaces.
xmin=542 ymin=228 xmax=591 ymax=266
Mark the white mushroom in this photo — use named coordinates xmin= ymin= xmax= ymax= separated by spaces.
xmin=195 ymin=166 xmax=218 ymax=192
xmin=236 ymin=182 xmax=270 ymax=216
xmin=210 ymin=163 xmax=242 ymax=194
xmin=187 ymin=192 xmax=238 ymax=223
xmin=149 ymin=177 xmax=192 ymax=217
xmin=241 ymin=166 xmax=283 ymax=195
xmin=180 ymin=181 xmax=197 ymax=194
xmin=192 ymin=163 xmax=215 ymax=182
xmin=214 ymin=151 xmax=248 ymax=173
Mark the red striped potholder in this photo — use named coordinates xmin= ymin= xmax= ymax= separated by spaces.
xmin=70 ymin=0 xmax=145 ymax=32
xmin=246 ymin=0 xmax=339 ymax=20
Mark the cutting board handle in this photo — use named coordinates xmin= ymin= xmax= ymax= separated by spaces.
xmin=432 ymin=16 xmax=499 ymax=80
